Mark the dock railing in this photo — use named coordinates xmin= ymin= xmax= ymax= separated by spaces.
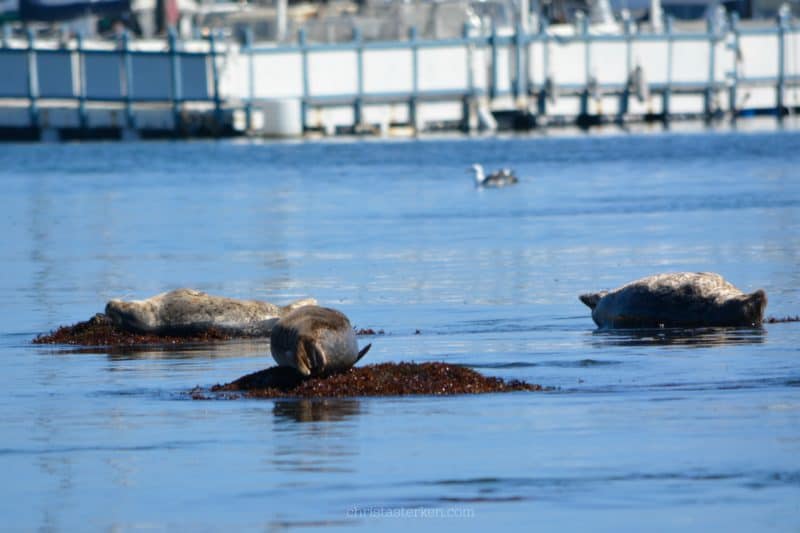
xmin=1 ymin=11 xmax=798 ymax=139
xmin=0 ymin=27 xmax=222 ymax=139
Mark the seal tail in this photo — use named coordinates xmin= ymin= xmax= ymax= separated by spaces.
xmin=356 ymin=343 xmax=371 ymax=364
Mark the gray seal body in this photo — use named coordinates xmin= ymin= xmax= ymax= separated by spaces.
xmin=579 ymin=272 xmax=767 ymax=329
xmin=105 ymin=288 xmax=317 ymax=336
xmin=270 ymin=306 xmax=371 ymax=376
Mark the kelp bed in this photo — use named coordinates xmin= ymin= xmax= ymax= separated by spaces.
xmin=32 ymin=317 xmax=539 ymax=398
xmin=32 ymin=314 xmax=388 ymax=346
xmin=32 ymin=314 xmax=233 ymax=346
xmin=196 ymin=362 xmax=541 ymax=399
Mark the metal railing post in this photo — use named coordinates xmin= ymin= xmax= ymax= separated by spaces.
xmin=244 ymin=27 xmax=254 ymax=131
xmin=76 ymin=31 xmax=87 ymax=130
xmin=514 ymin=21 xmax=526 ymax=103
xmin=705 ymin=16 xmax=716 ymax=120
xmin=208 ymin=30 xmax=222 ymax=134
xmin=489 ymin=22 xmax=498 ymax=100
xmin=26 ymin=28 xmax=39 ymax=131
xmin=664 ymin=16 xmax=673 ymax=123
xmin=537 ymin=18 xmax=549 ymax=118
xmin=168 ymin=28 xmax=182 ymax=134
xmin=121 ymin=31 xmax=136 ymax=131
xmin=353 ymin=26 xmax=363 ymax=129
xmin=409 ymin=26 xmax=418 ymax=131
xmin=776 ymin=7 xmax=788 ymax=119
xmin=462 ymin=22 xmax=473 ymax=132
xmin=619 ymin=18 xmax=634 ymax=121
xmin=579 ymin=14 xmax=590 ymax=118
xmin=299 ymin=29 xmax=308 ymax=132
xmin=728 ymin=13 xmax=740 ymax=121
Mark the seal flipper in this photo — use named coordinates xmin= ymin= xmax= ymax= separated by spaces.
xmin=356 ymin=343 xmax=371 ymax=364
xmin=305 ymin=339 xmax=328 ymax=376
xmin=293 ymin=344 xmax=312 ymax=377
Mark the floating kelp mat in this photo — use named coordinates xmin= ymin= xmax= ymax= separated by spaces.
xmin=195 ymin=362 xmax=542 ymax=399
xmin=33 ymin=314 xmax=235 ymax=346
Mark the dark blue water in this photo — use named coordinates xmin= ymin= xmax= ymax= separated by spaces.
xmin=1 ymin=128 xmax=799 ymax=531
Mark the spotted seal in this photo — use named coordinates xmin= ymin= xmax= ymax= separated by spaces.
xmin=270 ymin=306 xmax=371 ymax=376
xmin=579 ymin=272 xmax=767 ymax=329
xmin=105 ymin=288 xmax=317 ymax=337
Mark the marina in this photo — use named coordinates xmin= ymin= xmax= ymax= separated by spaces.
xmin=1 ymin=9 xmax=799 ymax=140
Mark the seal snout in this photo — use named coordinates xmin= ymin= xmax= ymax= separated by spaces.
xmin=745 ymin=289 xmax=768 ymax=324
xmin=579 ymin=292 xmax=605 ymax=310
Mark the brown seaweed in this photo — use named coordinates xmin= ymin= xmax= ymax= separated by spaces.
xmin=33 ymin=314 xmax=233 ymax=346
xmin=199 ymin=362 xmax=541 ymax=399
xmin=766 ymin=315 xmax=800 ymax=324
xmin=33 ymin=314 xmax=393 ymax=346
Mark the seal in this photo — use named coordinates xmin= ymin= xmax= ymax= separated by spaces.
xmin=270 ymin=306 xmax=371 ymax=377
xmin=105 ymin=288 xmax=317 ymax=337
xmin=579 ymin=272 xmax=767 ymax=329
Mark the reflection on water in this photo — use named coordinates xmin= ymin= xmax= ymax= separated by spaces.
xmin=271 ymin=400 xmax=361 ymax=474
xmin=589 ymin=327 xmax=767 ymax=348
xmin=36 ymin=339 xmax=269 ymax=360
xmin=273 ymin=399 xmax=362 ymax=423
xmin=469 ymin=359 xmax=622 ymax=369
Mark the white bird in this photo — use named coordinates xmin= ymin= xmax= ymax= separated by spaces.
xmin=469 ymin=163 xmax=519 ymax=188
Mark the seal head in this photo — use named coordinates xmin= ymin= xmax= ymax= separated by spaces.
xmin=270 ymin=306 xmax=371 ymax=377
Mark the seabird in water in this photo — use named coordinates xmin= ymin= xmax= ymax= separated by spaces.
xmin=469 ymin=163 xmax=519 ymax=188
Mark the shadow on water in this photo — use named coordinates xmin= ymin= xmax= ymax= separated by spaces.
xmin=272 ymin=398 xmax=362 ymax=424
xmin=587 ymin=327 xmax=766 ymax=348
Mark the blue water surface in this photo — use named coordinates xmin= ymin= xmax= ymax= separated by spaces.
xmin=0 ymin=126 xmax=799 ymax=531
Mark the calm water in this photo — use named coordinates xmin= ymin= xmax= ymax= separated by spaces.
xmin=1 ymin=127 xmax=799 ymax=531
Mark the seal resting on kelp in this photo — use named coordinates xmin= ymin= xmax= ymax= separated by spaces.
xmin=270 ymin=306 xmax=371 ymax=376
xmin=105 ymin=289 xmax=317 ymax=336
xmin=579 ymin=272 xmax=767 ymax=329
